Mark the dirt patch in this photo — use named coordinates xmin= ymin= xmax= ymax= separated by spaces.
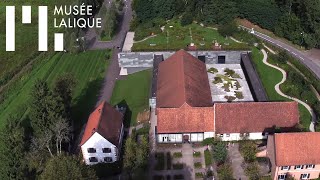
xmin=137 ymin=110 xmax=150 ymax=124
xmin=236 ymin=18 xmax=273 ymax=36
xmin=304 ymin=48 xmax=320 ymax=62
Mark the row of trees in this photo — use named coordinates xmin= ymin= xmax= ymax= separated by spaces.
xmin=132 ymin=0 xmax=320 ymax=49
xmin=0 ymin=74 xmax=97 ymax=179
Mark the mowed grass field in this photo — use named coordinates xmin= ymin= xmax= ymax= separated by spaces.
xmin=250 ymin=47 xmax=311 ymax=130
xmin=110 ymin=70 xmax=152 ymax=127
xmin=0 ymin=0 xmax=75 ymax=80
xmin=132 ymin=20 xmax=249 ymax=51
xmin=0 ymin=50 xmax=111 ymax=129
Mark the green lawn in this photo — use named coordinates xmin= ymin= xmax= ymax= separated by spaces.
xmin=132 ymin=20 xmax=249 ymax=51
xmin=110 ymin=70 xmax=152 ymax=127
xmin=0 ymin=50 xmax=110 ymax=130
xmin=250 ymin=47 xmax=311 ymax=130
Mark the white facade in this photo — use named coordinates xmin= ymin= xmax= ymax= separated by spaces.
xmin=216 ymin=132 xmax=268 ymax=141
xmin=81 ymin=126 xmax=124 ymax=165
xmin=157 ymin=131 xmax=214 ymax=143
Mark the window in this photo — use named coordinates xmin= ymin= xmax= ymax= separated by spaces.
xmin=277 ymin=174 xmax=286 ymax=180
xmin=294 ymin=165 xmax=303 ymax=170
xmin=102 ymin=148 xmax=111 ymax=153
xmin=87 ymin=148 xmax=96 ymax=153
xmin=300 ymin=173 xmax=310 ymax=179
xmin=104 ymin=157 xmax=112 ymax=162
xmin=220 ymin=134 xmax=223 ymax=137
xmin=89 ymin=157 xmax=98 ymax=162
xmin=226 ymin=134 xmax=230 ymax=137
xmin=281 ymin=166 xmax=290 ymax=170
xmin=306 ymin=164 xmax=315 ymax=169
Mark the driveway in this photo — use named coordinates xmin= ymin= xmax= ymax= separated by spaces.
xmin=228 ymin=143 xmax=248 ymax=180
xmin=240 ymin=25 xmax=320 ymax=80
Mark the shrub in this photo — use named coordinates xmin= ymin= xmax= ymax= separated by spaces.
xmin=245 ymin=162 xmax=260 ymax=180
xmin=231 ymin=73 xmax=241 ymax=79
xmin=218 ymin=21 xmax=238 ymax=37
xmin=208 ymin=67 xmax=218 ymax=74
xmin=173 ymin=152 xmax=182 ymax=158
xmin=153 ymin=175 xmax=164 ymax=180
xmin=193 ymin=151 xmax=201 ymax=157
xmin=239 ymin=141 xmax=257 ymax=163
xmin=235 ymin=81 xmax=241 ymax=90
xmin=195 ymin=172 xmax=204 ymax=178
xmin=224 ymin=95 xmax=236 ymax=102
xmin=235 ymin=91 xmax=244 ymax=99
xmin=166 ymin=152 xmax=171 ymax=170
xmin=206 ymin=170 xmax=213 ymax=177
xmin=154 ymin=152 xmax=165 ymax=170
xmin=204 ymin=150 xmax=213 ymax=167
xmin=172 ymin=163 xmax=184 ymax=170
xmin=181 ymin=13 xmax=193 ymax=26
xmin=223 ymin=84 xmax=230 ymax=92
xmin=212 ymin=141 xmax=227 ymax=165
xmin=194 ymin=162 xmax=202 ymax=169
xmin=224 ymin=68 xmax=235 ymax=76
xmin=217 ymin=164 xmax=233 ymax=180
xmin=213 ymin=77 xmax=223 ymax=84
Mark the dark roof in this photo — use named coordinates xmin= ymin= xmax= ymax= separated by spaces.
xmin=157 ymin=104 xmax=214 ymax=133
xmin=156 ymin=50 xmax=212 ymax=108
xmin=150 ymin=54 xmax=163 ymax=98
xmin=269 ymin=132 xmax=320 ymax=166
xmin=214 ymin=102 xmax=299 ymax=133
xmin=80 ymin=101 xmax=123 ymax=146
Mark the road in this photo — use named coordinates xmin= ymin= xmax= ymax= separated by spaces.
xmin=240 ymin=25 xmax=320 ymax=80
xmin=85 ymin=0 xmax=133 ymax=106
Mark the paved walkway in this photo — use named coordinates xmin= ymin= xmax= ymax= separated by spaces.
xmin=228 ymin=143 xmax=248 ymax=180
xmin=261 ymin=49 xmax=316 ymax=132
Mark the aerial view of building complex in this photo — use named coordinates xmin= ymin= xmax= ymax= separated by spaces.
xmin=1 ymin=0 xmax=320 ymax=179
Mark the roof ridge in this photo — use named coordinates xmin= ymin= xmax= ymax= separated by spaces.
xmin=96 ymin=101 xmax=105 ymax=133
xmin=181 ymin=52 xmax=187 ymax=105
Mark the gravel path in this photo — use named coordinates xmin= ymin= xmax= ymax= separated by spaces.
xmin=261 ymin=49 xmax=316 ymax=132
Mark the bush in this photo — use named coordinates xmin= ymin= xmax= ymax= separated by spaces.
xmin=181 ymin=13 xmax=193 ymax=26
xmin=206 ymin=170 xmax=213 ymax=177
xmin=245 ymin=162 xmax=260 ymax=180
xmin=195 ymin=172 xmax=204 ymax=178
xmin=224 ymin=95 xmax=236 ymax=102
xmin=194 ymin=162 xmax=202 ymax=169
xmin=217 ymin=164 xmax=234 ymax=180
xmin=212 ymin=141 xmax=227 ymax=165
xmin=235 ymin=91 xmax=244 ymax=99
xmin=154 ymin=152 xmax=165 ymax=170
xmin=224 ymin=68 xmax=235 ymax=76
xmin=204 ymin=150 xmax=213 ymax=167
xmin=153 ymin=175 xmax=164 ymax=180
xmin=193 ymin=151 xmax=201 ymax=157
xmin=173 ymin=152 xmax=182 ymax=158
xmin=208 ymin=67 xmax=218 ymax=74
xmin=172 ymin=163 xmax=184 ymax=170
xmin=201 ymin=138 xmax=215 ymax=146
xmin=218 ymin=21 xmax=238 ymax=37
xmin=173 ymin=174 xmax=184 ymax=180
xmin=239 ymin=141 xmax=257 ymax=163
xmin=213 ymin=77 xmax=223 ymax=84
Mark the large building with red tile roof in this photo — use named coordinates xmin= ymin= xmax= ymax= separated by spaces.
xmin=80 ymin=101 xmax=124 ymax=165
xmin=155 ymin=50 xmax=300 ymax=143
xmin=267 ymin=132 xmax=320 ymax=180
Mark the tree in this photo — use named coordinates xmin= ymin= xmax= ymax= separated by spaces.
xmin=123 ymin=137 xmax=137 ymax=175
xmin=0 ymin=117 xmax=27 ymax=179
xmin=212 ymin=141 xmax=227 ymax=165
xmin=40 ymin=155 xmax=97 ymax=180
xmin=217 ymin=164 xmax=233 ymax=180
xmin=239 ymin=141 xmax=257 ymax=162
xmin=181 ymin=13 xmax=193 ymax=26
xmin=135 ymin=135 xmax=149 ymax=169
xmin=245 ymin=162 xmax=260 ymax=180
xmin=277 ymin=50 xmax=290 ymax=64
xmin=218 ymin=21 xmax=238 ymax=37
xmin=201 ymin=0 xmax=238 ymax=25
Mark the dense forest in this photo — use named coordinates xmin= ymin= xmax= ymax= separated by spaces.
xmin=132 ymin=0 xmax=320 ymax=49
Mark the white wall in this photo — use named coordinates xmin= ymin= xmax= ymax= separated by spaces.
xmin=217 ymin=132 xmax=268 ymax=141
xmin=204 ymin=132 xmax=215 ymax=139
xmin=191 ymin=133 xmax=204 ymax=142
xmin=158 ymin=134 xmax=182 ymax=143
xmin=81 ymin=132 xmax=118 ymax=165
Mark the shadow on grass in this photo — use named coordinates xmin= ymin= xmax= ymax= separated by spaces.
xmin=114 ymin=100 xmax=132 ymax=128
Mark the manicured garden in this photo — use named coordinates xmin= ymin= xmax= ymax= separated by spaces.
xmin=132 ymin=19 xmax=249 ymax=51
xmin=110 ymin=70 xmax=152 ymax=127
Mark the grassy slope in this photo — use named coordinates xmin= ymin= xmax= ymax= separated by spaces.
xmin=110 ymin=70 xmax=152 ymax=127
xmin=0 ymin=50 xmax=110 ymax=129
xmin=251 ymin=47 xmax=311 ymax=130
xmin=0 ymin=1 xmax=74 ymax=79
xmin=132 ymin=20 xmax=248 ymax=51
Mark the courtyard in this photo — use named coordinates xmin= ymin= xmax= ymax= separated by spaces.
xmin=206 ymin=64 xmax=254 ymax=102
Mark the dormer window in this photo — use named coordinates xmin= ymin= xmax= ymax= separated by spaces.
xmin=294 ymin=165 xmax=303 ymax=170
xmin=102 ymin=148 xmax=111 ymax=153
xmin=87 ymin=148 xmax=96 ymax=153
xmin=281 ymin=166 xmax=290 ymax=170
xmin=306 ymin=164 xmax=315 ymax=169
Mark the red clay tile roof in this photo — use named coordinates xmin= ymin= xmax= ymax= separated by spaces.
xmin=214 ymin=102 xmax=299 ymax=133
xmin=79 ymin=101 xmax=123 ymax=146
xmin=271 ymin=132 xmax=320 ymax=166
xmin=156 ymin=50 xmax=212 ymax=108
xmin=157 ymin=103 xmax=214 ymax=133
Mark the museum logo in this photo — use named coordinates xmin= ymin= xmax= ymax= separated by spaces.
xmin=5 ymin=5 xmax=101 ymax=52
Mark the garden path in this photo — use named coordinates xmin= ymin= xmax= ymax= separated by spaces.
xmin=133 ymin=34 xmax=158 ymax=43
xmin=261 ymin=49 xmax=316 ymax=132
